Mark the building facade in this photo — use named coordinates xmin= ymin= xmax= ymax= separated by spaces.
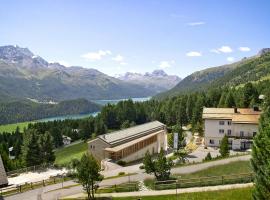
xmin=203 ymin=107 xmax=261 ymax=150
xmin=88 ymin=121 xmax=167 ymax=163
xmin=0 ymin=155 xmax=8 ymax=187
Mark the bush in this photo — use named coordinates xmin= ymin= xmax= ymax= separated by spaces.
xmin=139 ymin=165 xmax=145 ymax=169
xmin=118 ymin=172 xmax=125 ymax=176
xmin=116 ymin=160 xmax=127 ymax=166
xmin=203 ymin=152 xmax=212 ymax=161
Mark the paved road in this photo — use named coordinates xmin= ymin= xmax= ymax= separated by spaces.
xmin=5 ymin=155 xmax=251 ymax=200
xmin=66 ymin=183 xmax=253 ymax=199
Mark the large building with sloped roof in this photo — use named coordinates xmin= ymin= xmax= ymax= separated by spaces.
xmin=88 ymin=121 xmax=167 ymax=163
xmin=0 ymin=155 xmax=8 ymax=187
xmin=203 ymin=107 xmax=261 ymax=150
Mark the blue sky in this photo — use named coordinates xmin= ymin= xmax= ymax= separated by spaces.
xmin=1 ymin=0 xmax=270 ymax=77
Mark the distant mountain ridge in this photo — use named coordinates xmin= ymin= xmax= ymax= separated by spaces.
xmin=156 ymin=49 xmax=270 ymax=99
xmin=0 ymin=45 xmax=168 ymax=101
xmin=116 ymin=70 xmax=181 ymax=93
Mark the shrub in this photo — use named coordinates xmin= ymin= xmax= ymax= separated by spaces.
xmin=203 ymin=152 xmax=212 ymax=161
xmin=139 ymin=165 xmax=145 ymax=169
xmin=116 ymin=160 xmax=127 ymax=166
xmin=118 ymin=172 xmax=125 ymax=176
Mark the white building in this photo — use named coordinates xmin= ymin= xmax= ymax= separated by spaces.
xmin=203 ymin=107 xmax=261 ymax=150
xmin=88 ymin=121 xmax=167 ymax=163
xmin=0 ymin=155 xmax=8 ymax=187
xmin=62 ymin=135 xmax=72 ymax=146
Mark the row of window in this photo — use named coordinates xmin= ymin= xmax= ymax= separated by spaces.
xmin=218 ymin=129 xmax=257 ymax=137
xmin=219 ymin=121 xmax=232 ymax=125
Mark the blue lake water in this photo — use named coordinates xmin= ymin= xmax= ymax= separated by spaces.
xmin=38 ymin=97 xmax=151 ymax=122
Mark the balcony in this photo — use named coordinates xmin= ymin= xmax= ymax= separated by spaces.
xmin=226 ymin=132 xmax=254 ymax=139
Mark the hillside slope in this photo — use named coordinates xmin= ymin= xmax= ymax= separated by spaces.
xmin=156 ymin=49 xmax=270 ymax=99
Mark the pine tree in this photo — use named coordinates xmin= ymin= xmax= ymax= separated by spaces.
xmin=224 ymin=91 xmax=235 ymax=108
xmin=251 ymin=92 xmax=270 ymax=199
xmin=218 ymin=92 xmax=226 ymax=107
xmin=219 ymin=135 xmax=229 ymax=157
xmin=40 ymin=132 xmax=55 ymax=163
xmin=22 ymin=129 xmax=42 ymax=167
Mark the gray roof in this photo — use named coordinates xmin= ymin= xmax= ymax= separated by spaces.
xmin=98 ymin=121 xmax=165 ymax=146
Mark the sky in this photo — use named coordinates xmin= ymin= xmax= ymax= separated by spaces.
xmin=1 ymin=0 xmax=270 ymax=78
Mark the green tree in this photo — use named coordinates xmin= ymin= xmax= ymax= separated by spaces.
xmin=218 ymin=92 xmax=226 ymax=107
xmin=251 ymin=92 xmax=270 ymax=199
xmin=174 ymin=149 xmax=188 ymax=164
xmin=40 ymin=132 xmax=55 ymax=163
xmin=219 ymin=135 xmax=229 ymax=157
xmin=224 ymin=91 xmax=235 ymax=108
xmin=22 ymin=129 xmax=42 ymax=166
xmin=204 ymin=152 xmax=212 ymax=161
xmin=121 ymin=120 xmax=130 ymax=129
xmin=76 ymin=153 xmax=103 ymax=200
xmin=143 ymin=149 xmax=173 ymax=181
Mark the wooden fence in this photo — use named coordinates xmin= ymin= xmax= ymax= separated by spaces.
xmin=154 ymin=173 xmax=254 ymax=190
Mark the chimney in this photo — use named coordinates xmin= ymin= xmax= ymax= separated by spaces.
xmin=234 ymin=107 xmax=238 ymax=113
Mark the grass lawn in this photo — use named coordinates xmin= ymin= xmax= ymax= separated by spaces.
xmin=54 ymin=141 xmax=88 ymax=165
xmin=177 ymin=160 xmax=252 ymax=179
xmin=112 ymin=187 xmax=253 ymax=200
xmin=145 ymin=161 xmax=252 ymax=190
xmin=0 ymin=121 xmax=33 ymax=133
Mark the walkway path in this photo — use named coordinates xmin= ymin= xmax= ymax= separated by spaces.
xmin=5 ymin=155 xmax=251 ymax=200
xmin=64 ymin=183 xmax=253 ymax=199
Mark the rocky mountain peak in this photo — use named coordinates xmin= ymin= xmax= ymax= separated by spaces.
xmin=258 ymin=48 xmax=270 ymax=56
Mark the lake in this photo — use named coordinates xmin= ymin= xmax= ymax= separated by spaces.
xmin=38 ymin=97 xmax=151 ymax=122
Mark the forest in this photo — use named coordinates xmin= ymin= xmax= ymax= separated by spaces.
xmin=0 ymin=79 xmax=269 ymax=171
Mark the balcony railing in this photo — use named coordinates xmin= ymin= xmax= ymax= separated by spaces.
xmin=226 ymin=132 xmax=254 ymax=139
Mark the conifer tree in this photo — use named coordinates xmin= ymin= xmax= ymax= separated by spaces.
xmin=22 ymin=129 xmax=42 ymax=166
xmin=251 ymin=93 xmax=270 ymax=199
xmin=219 ymin=135 xmax=229 ymax=157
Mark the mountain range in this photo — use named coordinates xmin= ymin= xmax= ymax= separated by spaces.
xmin=0 ymin=45 xmax=181 ymax=102
xmin=156 ymin=48 xmax=270 ymax=99
xmin=116 ymin=70 xmax=181 ymax=94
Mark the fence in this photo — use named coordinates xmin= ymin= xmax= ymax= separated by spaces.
xmin=6 ymin=163 xmax=54 ymax=177
xmin=0 ymin=175 xmax=68 ymax=197
xmin=154 ymin=173 xmax=254 ymax=190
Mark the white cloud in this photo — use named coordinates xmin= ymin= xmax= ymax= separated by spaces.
xmin=187 ymin=21 xmax=206 ymax=26
xmin=211 ymin=46 xmax=233 ymax=54
xmin=239 ymin=47 xmax=251 ymax=52
xmin=186 ymin=51 xmax=202 ymax=57
xmin=227 ymin=57 xmax=235 ymax=62
xmin=159 ymin=60 xmax=175 ymax=69
xmin=81 ymin=50 xmax=111 ymax=61
xmin=112 ymin=55 xmax=124 ymax=62
xmin=218 ymin=46 xmax=233 ymax=53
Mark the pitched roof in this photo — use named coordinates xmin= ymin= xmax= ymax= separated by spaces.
xmin=202 ymin=107 xmax=261 ymax=124
xmin=98 ymin=121 xmax=165 ymax=146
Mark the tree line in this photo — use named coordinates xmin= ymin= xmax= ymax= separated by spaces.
xmin=0 ymin=80 xmax=268 ymax=171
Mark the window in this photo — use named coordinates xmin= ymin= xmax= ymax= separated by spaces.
xmin=219 ymin=129 xmax=224 ymax=134
xmin=227 ymin=129 xmax=232 ymax=136
xmin=219 ymin=121 xmax=225 ymax=125
xmin=253 ymin=132 xmax=257 ymax=137
xmin=209 ymin=139 xmax=215 ymax=144
xmin=240 ymin=131 xmax=244 ymax=137
xmin=228 ymin=121 xmax=232 ymax=125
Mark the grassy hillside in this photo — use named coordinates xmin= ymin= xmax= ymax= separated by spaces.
xmin=54 ymin=141 xmax=87 ymax=165
xmin=0 ymin=121 xmax=33 ymax=133
xmin=156 ymin=52 xmax=270 ymax=99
